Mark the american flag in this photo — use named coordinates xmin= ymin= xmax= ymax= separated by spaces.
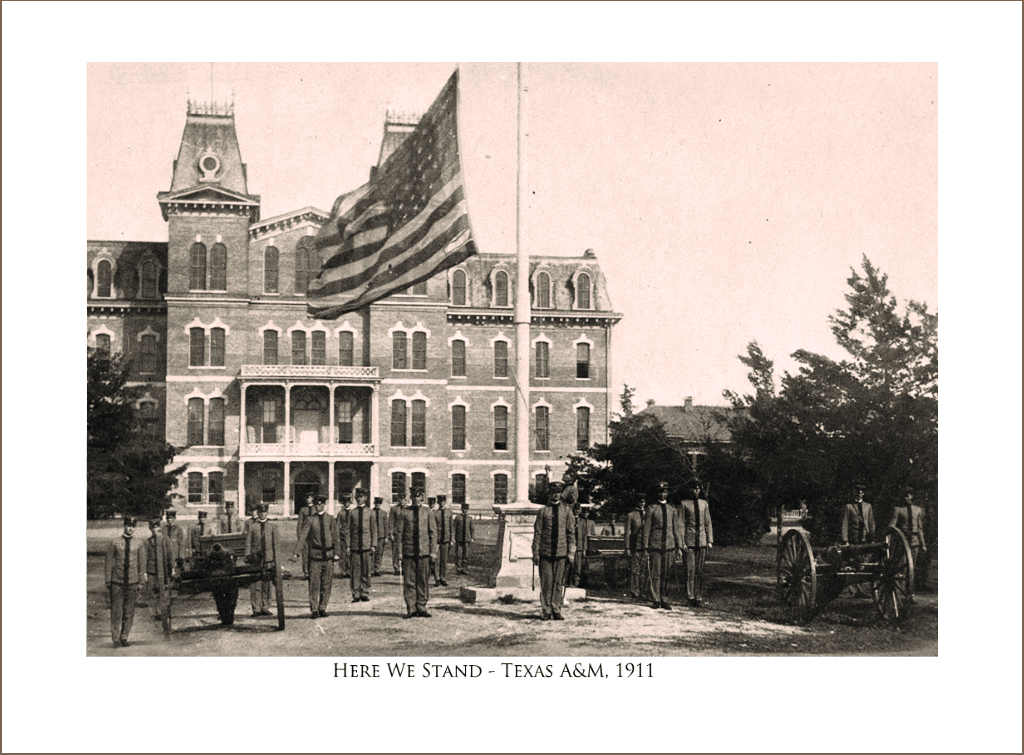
xmin=307 ymin=70 xmax=477 ymax=319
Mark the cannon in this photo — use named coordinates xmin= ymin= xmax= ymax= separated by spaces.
xmin=777 ymin=525 xmax=914 ymax=624
xmin=173 ymin=533 xmax=286 ymax=630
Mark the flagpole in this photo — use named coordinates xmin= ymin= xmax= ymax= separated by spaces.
xmin=514 ymin=62 xmax=531 ymax=506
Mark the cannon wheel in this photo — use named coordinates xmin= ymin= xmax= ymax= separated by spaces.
xmin=874 ymin=526 xmax=914 ymax=622
xmin=274 ymin=563 xmax=286 ymax=630
xmin=778 ymin=528 xmax=817 ymax=623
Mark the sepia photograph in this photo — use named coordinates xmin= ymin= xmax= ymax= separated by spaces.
xmin=4 ymin=2 xmax=1021 ymax=753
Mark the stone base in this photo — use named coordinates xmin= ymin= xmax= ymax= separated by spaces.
xmin=460 ymin=585 xmax=587 ymax=604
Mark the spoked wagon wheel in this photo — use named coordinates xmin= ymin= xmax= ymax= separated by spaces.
xmin=274 ymin=563 xmax=286 ymax=630
xmin=874 ymin=526 xmax=914 ymax=623
xmin=778 ymin=528 xmax=817 ymax=623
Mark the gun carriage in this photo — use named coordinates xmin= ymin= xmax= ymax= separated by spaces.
xmin=173 ymin=532 xmax=286 ymax=630
xmin=777 ymin=525 xmax=914 ymax=624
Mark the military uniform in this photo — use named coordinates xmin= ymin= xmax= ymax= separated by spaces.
xmin=625 ymin=502 xmax=646 ymax=599
xmin=162 ymin=511 xmax=188 ymax=568
xmin=641 ymin=491 xmax=682 ymax=609
xmin=387 ymin=500 xmax=404 ymax=575
xmin=371 ymin=499 xmax=388 ymax=576
xmin=189 ymin=512 xmax=216 ymax=561
xmin=104 ymin=517 xmax=146 ymax=647
xmin=573 ymin=512 xmax=596 ymax=587
xmin=395 ymin=495 xmax=437 ymax=617
xmin=144 ymin=520 xmax=175 ymax=623
xmin=841 ymin=491 xmax=876 ymax=544
xmin=217 ymin=505 xmax=244 ymax=535
xmin=680 ymin=494 xmax=713 ymax=606
xmin=299 ymin=501 xmax=340 ymax=617
xmin=335 ymin=502 xmax=352 ymax=578
xmin=345 ymin=495 xmax=378 ymax=602
xmin=453 ymin=505 xmax=475 ymax=574
xmin=434 ymin=497 xmax=454 ymax=586
xmin=532 ymin=491 xmax=576 ymax=620
xmin=244 ymin=508 xmax=281 ymax=616
xmin=295 ymin=499 xmax=313 ymax=578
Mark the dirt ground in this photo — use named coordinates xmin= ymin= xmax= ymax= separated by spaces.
xmin=86 ymin=520 xmax=937 ymax=657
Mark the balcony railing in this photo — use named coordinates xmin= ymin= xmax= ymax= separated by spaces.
xmin=240 ymin=442 xmax=377 ymax=458
xmin=240 ymin=364 xmax=379 ymax=380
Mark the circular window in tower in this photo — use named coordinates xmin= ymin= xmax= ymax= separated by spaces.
xmin=198 ymin=149 xmax=220 ymax=180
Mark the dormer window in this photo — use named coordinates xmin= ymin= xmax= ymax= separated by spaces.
xmin=572 ymin=270 xmax=594 ymax=310
xmin=96 ymin=259 xmax=113 ymax=298
xmin=495 ymin=270 xmax=509 ymax=307
xmin=535 ymin=270 xmax=551 ymax=309
xmin=295 ymin=237 xmax=320 ymax=295
xmin=140 ymin=259 xmax=159 ymax=299
xmin=451 ymin=268 xmax=467 ymax=306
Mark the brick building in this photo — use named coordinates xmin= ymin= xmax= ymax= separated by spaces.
xmin=87 ymin=101 xmax=622 ymax=517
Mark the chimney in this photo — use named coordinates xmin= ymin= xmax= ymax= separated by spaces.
xmin=684 ymin=396 xmax=693 ymax=410
xmin=646 ymin=399 xmax=656 ymax=408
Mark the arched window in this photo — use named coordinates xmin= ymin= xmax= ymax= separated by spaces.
xmin=190 ymin=243 xmax=207 ymax=291
xmin=208 ymin=398 xmax=225 ymax=446
xmin=189 ymin=327 xmax=205 ymax=367
xmin=140 ymin=334 xmax=157 ymax=373
xmin=261 ymin=399 xmax=278 ymax=443
xmin=141 ymin=260 xmax=158 ymax=299
xmin=391 ymin=400 xmax=407 ymax=447
xmin=138 ymin=400 xmax=158 ymax=437
xmin=411 ymin=399 xmax=427 ymax=447
xmin=576 ymin=272 xmax=592 ymax=309
xmin=264 ymin=246 xmax=279 ymax=294
xmin=392 ymin=331 xmax=407 ymax=370
xmin=494 ymin=405 xmax=508 ymax=450
xmin=391 ymin=472 xmax=407 ymax=503
xmin=451 ymin=339 xmax=466 ymax=377
xmin=451 ymin=405 xmax=466 ymax=450
xmin=452 ymin=474 xmax=466 ymax=506
xmin=535 ymin=405 xmax=550 ymax=451
xmin=208 ymin=472 xmax=224 ymax=505
xmin=338 ymin=331 xmax=354 ymax=366
xmin=311 ymin=331 xmax=326 ymax=366
xmin=209 ymin=243 xmax=227 ymax=290
xmin=95 ymin=333 xmax=111 ymax=361
xmin=337 ymin=399 xmax=353 ymax=444
xmin=295 ymin=237 xmax=320 ymax=294
xmin=97 ymin=259 xmax=112 ymax=298
xmin=411 ymin=472 xmax=427 ymax=497
xmin=494 ymin=473 xmax=508 ymax=505
xmin=535 ymin=341 xmax=549 ymax=378
xmin=536 ymin=271 xmax=551 ymax=308
xmin=495 ymin=270 xmax=509 ymax=307
xmin=412 ymin=331 xmax=427 ymax=370
xmin=291 ymin=330 xmax=307 ymax=365
xmin=576 ymin=342 xmax=590 ymax=379
xmin=187 ymin=398 xmax=205 ymax=445
xmin=452 ymin=269 xmax=467 ymax=306
xmin=210 ymin=327 xmax=225 ymax=367
xmin=263 ymin=330 xmax=278 ymax=365
xmin=493 ymin=340 xmax=508 ymax=378
xmin=576 ymin=406 xmax=591 ymax=451
xmin=188 ymin=472 xmax=204 ymax=503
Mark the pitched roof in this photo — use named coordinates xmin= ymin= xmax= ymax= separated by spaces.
xmin=638 ymin=403 xmax=741 ymax=444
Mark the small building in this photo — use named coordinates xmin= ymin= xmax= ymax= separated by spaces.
xmin=638 ymin=397 xmax=741 ymax=473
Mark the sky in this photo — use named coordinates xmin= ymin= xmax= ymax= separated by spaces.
xmin=86 ymin=60 xmax=939 ymax=407
xmin=3 ymin=3 xmax=1022 ymax=753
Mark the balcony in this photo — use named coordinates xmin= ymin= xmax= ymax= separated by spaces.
xmin=240 ymin=364 xmax=379 ymax=381
xmin=240 ymin=441 xmax=377 ymax=458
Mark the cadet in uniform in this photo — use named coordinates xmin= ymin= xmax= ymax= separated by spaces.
xmin=641 ymin=482 xmax=683 ymax=610
xmin=889 ymin=484 xmax=927 ymax=599
xmin=453 ymin=501 xmax=475 ymax=574
xmin=162 ymin=508 xmax=188 ymax=571
xmin=434 ymin=495 xmax=454 ymax=587
xmin=345 ymin=489 xmax=377 ymax=603
xmin=298 ymin=496 xmax=340 ymax=617
xmin=336 ymin=496 xmax=352 ymax=578
xmin=624 ymin=493 xmax=646 ymax=600
xmin=144 ymin=516 xmax=176 ymax=624
xmin=573 ymin=507 xmax=596 ymax=587
xmin=218 ymin=500 xmax=244 ymax=534
xmin=372 ymin=497 xmax=388 ymax=576
xmin=533 ymin=484 xmax=577 ymax=621
xmin=244 ymin=503 xmax=281 ymax=617
xmin=395 ymin=489 xmax=437 ymax=618
xmin=840 ymin=482 xmax=876 ymax=597
xmin=189 ymin=510 xmax=216 ymax=563
xmin=387 ymin=495 xmax=404 ymax=575
xmin=680 ymin=483 xmax=714 ymax=607
xmin=294 ymin=492 xmax=314 ymax=579
xmin=105 ymin=516 xmax=146 ymax=647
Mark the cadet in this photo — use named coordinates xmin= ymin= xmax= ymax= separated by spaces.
xmin=104 ymin=516 xmax=146 ymax=647
xmin=889 ymin=484 xmax=927 ymax=599
xmin=294 ymin=492 xmax=315 ymax=579
xmin=533 ymin=484 xmax=577 ymax=621
xmin=641 ymin=481 xmax=682 ymax=610
xmin=395 ymin=489 xmax=437 ymax=618
xmin=244 ymin=503 xmax=281 ymax=617
xmin=162 ymin=508 xmax=188 ymax=570
xmin=345 ymin=489 xmax=377 ymax=603
xmin=434 ymin=495 xmax=454 ymax=587
xmin=336 ymin=496 xmax=352 ymax=579
xmin=189 ymin=510 xmax=216 ymax=563
xmin=372 ymin=497 xmax=388 ymax=576
xmin=453 ymin=501 xmax=475 ymax=574
xmin=841 ymin=482 xmax=876 ymax=545
xmin=624 ymin=493 xmax=647 ymax=600
xmin=680 ymin=483 xmax=714 ymax=608
xmin=298 ymin=496 xmax=340 ymax=618
xmin=427 ymin=497 xmax=438 ymax=582
xmin=144 ymin=515 xmax=176 ymax=624
xmin=573 ymin=507 xmax=596 ymax=588
xmin=218 ymin=499 xmax=244 ymax=534
xmin=387 ymin=495 xmax=404 ymax=575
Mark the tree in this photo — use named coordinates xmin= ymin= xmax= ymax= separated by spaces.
xmin=725 ymin=256 xmax=938 ymax=542
xmin=87 ymin=350 xmax=184 ymax=518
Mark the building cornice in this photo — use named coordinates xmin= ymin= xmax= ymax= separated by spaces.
xmin=250 ymin=207 xmax=330 ymax=240
xmin=87 ymin=301 xmax=166 ymax=315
